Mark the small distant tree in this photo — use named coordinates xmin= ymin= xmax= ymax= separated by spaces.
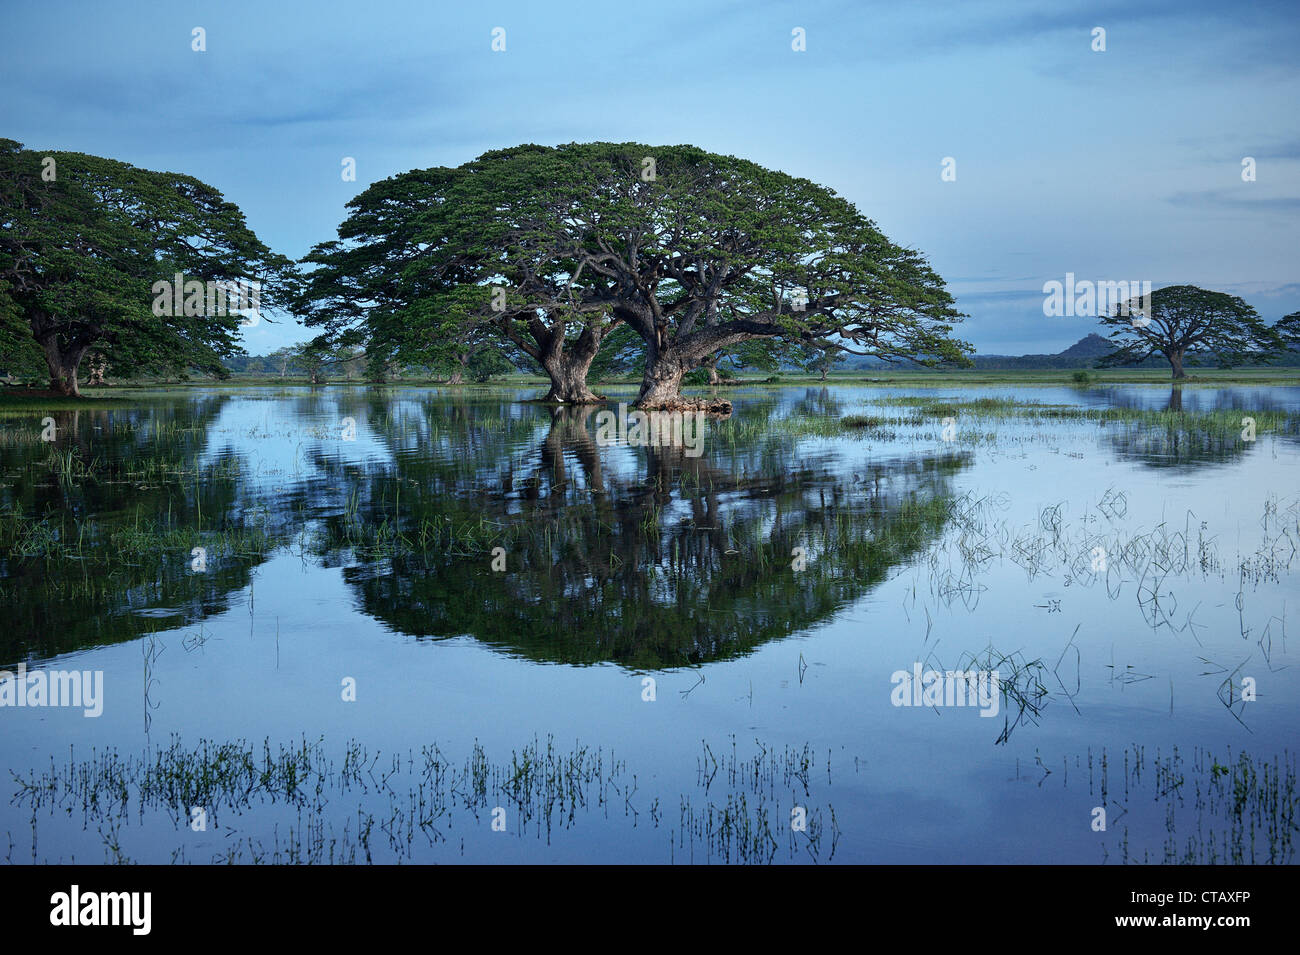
xmin=267 ymin=346 xmax=296 ymax=378
xmin=364 ymin=349 xmax=397 ymax=383
xmin=802 ymin=344 xmax=848 ymax=381
xmin=727 ymin=339 xmax=788 ymax=378
xmin=467 ymin=346 xmax=512 ymax=382
xmin=1097 ymin=285 xmax=1282 ymax=380
xmin=337 ymin=346 xmax=366 ymax=380
xmin=293 ymin=340 xmax=331 ymax=384
xmin=84 ymin=352 xmax=109 ymax=386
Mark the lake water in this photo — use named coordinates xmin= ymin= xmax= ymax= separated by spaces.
xmin=1 ymin=382 xmax=1297 ymax=864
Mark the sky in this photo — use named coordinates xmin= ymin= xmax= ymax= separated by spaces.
xmin=2 ymin=0 xmax=1298 ymax=356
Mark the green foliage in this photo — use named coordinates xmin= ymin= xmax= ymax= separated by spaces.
xmin=468 ymin=345 xmax=512 ymax=382
xmin=1096 ymin=285 xmax=1283 ymax=379
xmin=0 ymin=139 xmax=294 ymax=392
xmin=801 ymin=344 xmax=848 ymax=379
xmin=1275 ymin=312 xmax=1300 ymax=354
xmin=296 ymin=142 xmax=973 ymax=403
xmin=0 ymin=294 xmax=46 ymax=381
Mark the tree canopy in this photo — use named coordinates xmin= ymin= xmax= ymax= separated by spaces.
xmin=296 ymin=142 xmax=973 ymax=408
xmin=0 ymin=139 xmax=292 ymax=394
xmin=1097 ymin=284 xmax=1284 ymax=380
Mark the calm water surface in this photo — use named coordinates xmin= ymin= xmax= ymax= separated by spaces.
xmin=1 ymin=383 xmax=1297 ymax=863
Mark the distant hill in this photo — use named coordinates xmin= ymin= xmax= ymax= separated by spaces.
xmin=1055 ymin=333 xmax=1114 ymax=363
xmin=842 ymin=335 xmax=1118 ymax=370
xmin=970 ymin=333 xmax=1119 ymax=370
xmin=843 ymin=334 xmax=1300 ymax=370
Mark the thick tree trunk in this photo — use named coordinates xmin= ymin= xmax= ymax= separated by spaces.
xmin=636 ymin=351 xmax=732 ymax=414
xmin=39 ymin=338 xmax=87 ymax=397
xmin=542 ymin=352 xmax=602 ymax=403
xmin=1169 ymin=348 xmax=1186 ymax=380
xmin=514 ymin=319 xmax=607 ymax=404
xmin=636 ymin=354 xmax=688 ymax=409
xmin=445 ymin=370 xmax=464 ymax=385
xmin=628 ymin=314 xmax=765 ymax=412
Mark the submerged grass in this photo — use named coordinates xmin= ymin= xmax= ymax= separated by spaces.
xmin=9 ymin=734 xmax=837 ymax=865
xmin=9 ymin=733 xmax=1290 ymax=864
xmin=1078 ymin=745 xmax=1298 ymax=865
xmin=869 ymin=394 xmax=1297 ymax=427
xmin=0 ymin=506 xmax=277 ymax=561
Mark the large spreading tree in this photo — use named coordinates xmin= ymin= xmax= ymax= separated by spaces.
xmin=1096 ymin=285 xmax=1284 ymax=379
xmin=0 ymin=139 xmax=292 ymax=395
xmin=558 ymin=144 xmax=972 ymax=408
xmin=299 ymin=143 xmax=972 ymax=408
xmin=297 ymin=151 xmax=620 ymax=403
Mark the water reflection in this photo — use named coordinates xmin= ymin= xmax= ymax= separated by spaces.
xmin=0 ymin=397 xmax=287 ymax=660
xmin=1 ymin=393 xmax=971 ymax=669
xmin=314 ymin=402 xmax=970 ymax=666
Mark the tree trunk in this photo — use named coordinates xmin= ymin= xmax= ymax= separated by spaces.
xmin=819 ymin=366 xmax=828 ymax=382
xmin=517 ymin=320 xmax=607 ymax=404
xmin=636 ymin=354 xmax=688 ymax=409
xmin=445 ymin=350 xmax=471 ymax=385
xmin=1169 ymin=348 xmax=1186 ymax=380
xmin=700 ymin=354 xmax=722 ymax=386
xmin=39 ymin=338 xmax=87 ymax=397
xmin=542 ymin=352 xmax=602 ymax=403
xmin=637 ymin=350 xmax=733 ymax=413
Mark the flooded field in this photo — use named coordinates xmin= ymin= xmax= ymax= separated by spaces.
xmin=1 ymin=382 xmax=1297 ymax=864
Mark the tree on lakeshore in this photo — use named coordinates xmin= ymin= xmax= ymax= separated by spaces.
xmin=0 ymin=139 xmax=294 ymax=395
xmin=801 ymin=342 xmax=849 ymax=381
xmin=463 ymin=143 xmax=971 ymax=409
xmin=296 ymin=154 xmax=618 ymax=403
xmin=299 ymin=142 xmax=971 ymax=410
xmin=1096 ymin=285 xmax=1282 ymax=380
xmin=570 ymin=143 xmax=972 ymax=408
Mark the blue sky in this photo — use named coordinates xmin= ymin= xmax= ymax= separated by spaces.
xmin=2 ymin=0 xmax=1297 ymax=355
